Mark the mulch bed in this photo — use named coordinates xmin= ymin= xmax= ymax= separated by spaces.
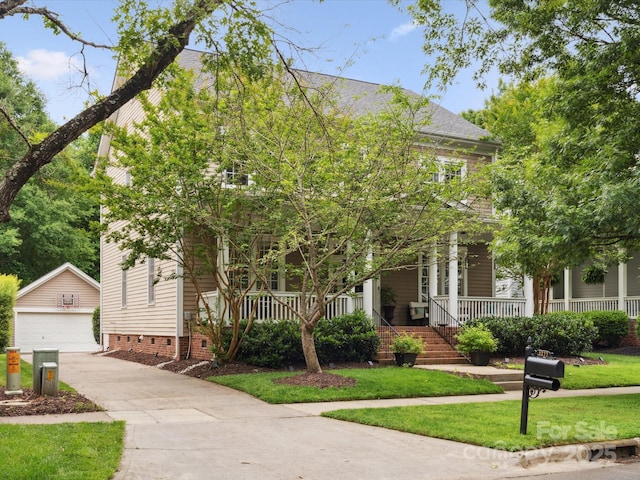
xmin=0 ymin=388 xmax=101 ymax=417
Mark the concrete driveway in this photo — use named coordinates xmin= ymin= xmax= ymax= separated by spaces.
xmin=27 ymin=353 xmax=616 ymax=479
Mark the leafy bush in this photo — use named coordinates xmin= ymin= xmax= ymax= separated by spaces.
xmin=582 ymin=310 xmax=629 ymax=348
xmin=455 ymin=323 xmax=497 ymax=354
xmin=235 ymin=310 xmax=380 ymax=368
xmin=466 ymin=316 xmax=534 ymax=355
xmin=0 ymin=275 xmax=20 ymax=352
xmin=92 ymin=306 xmax=101 ymax=344
xmin=236 ymin=319 xmax=303 ymax=368
xmin=470 ymin=312 xmax=597 ymax=356
xmin=390 ymin=333 xmax=424 ymax=354
xmin=314 ymin=310 xmax=380 ymax=363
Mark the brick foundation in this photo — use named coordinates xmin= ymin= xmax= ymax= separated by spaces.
xmin=620 ymin=319 xmax=640 ymax=347
xmin=107 ymin=332 xmax=214 ymax=360
xmin=107 ymin=333 xmax=178 ymax=358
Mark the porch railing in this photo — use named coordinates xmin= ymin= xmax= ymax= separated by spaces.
xmin=201 ymin=290 xmax=364 ymax=322
xmin=433 ymin=296 xmax=527 ymax=323
xmin=549 ymin=297 xmax=640 ymax=319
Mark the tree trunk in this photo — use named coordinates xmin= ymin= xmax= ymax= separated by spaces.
xmin=300 ymin=322 xmax=322 ymax=374
xmin=0 ymin=0 xmax=221 ymax=222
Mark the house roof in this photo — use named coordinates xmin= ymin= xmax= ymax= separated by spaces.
xmin=176 ymin=48 xmax=497 ymax=147
xmin=17 ymin=262 xmax=100 ymax=299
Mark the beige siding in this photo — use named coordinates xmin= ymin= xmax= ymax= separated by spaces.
xmin=101 ymin=88 xmax=180 ymax=338
xmin=467 ymin=242 xmax=493 ymax=297
xmin=16 ymin=270 xmax=99 ymax=309
xmin=381 ymin=268 xmax=419 ymax=324
xmin=572 ymin=262 xmax=618 ymax=298
xmin=101 ymin=237 xmax=179 ymax=336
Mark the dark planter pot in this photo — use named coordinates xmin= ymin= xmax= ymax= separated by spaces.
xmin=470 ymin=351 xmax=491 ymax=366
xmin=394 ymin=352 xmax=418 ymax=367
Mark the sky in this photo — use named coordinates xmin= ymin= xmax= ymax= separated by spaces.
xmin=1 ymin=0 xmax=498 ymax=124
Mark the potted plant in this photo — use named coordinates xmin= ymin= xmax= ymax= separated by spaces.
xmin=390 ymin=333 xmax=424 ymax=367
xmin=381 ymin=286 xmax=396 ymax=323
xmin=454 ymin=322 xmax=497 ymax=366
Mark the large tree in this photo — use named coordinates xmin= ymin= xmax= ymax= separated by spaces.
xmin=413 ymin=0 xmax=640 ymax=267
xmin=470 ymin=79 xmax=595 ymax=313
xmin=0 ymin=42 xmax=99 ymax=283
xmin=0 ymin=0 xmax=274 ymax=222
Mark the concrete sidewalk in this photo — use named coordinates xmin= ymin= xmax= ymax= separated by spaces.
xmin=2 ymin=353 xmax=629 ymax=479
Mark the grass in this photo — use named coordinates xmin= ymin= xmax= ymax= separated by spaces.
xmin=323 ymin=394 xmax=640 ymax=450
xmin=505 ymin=353 xmax=640 ymax=390
xmin=0 ymin=422 xmax=125 ymax=479
xmin=562 ymin=353 xmax=640 ymax=389
xmin=0 ymin=354 xmax=73 ymax=391
xmin=210 ymin=366 xmax=503 ymax=403
xmin=1 ymin=354 xmax=125 ymax=479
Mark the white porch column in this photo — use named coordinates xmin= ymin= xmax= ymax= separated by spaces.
xmin=524 ymin=275 xmax=534 ymax=317
xmin=563 ymin=268 xmax=571 ymax=311
xmin=363 ymin=249 xmax=374 ymax=319
xmin=618 ymin=261 xmax=627 ymax=312
xmin=448 ymin=232 xmax=459 ymax=320
xmin=429 ymin=245 xmax=438 ymax=299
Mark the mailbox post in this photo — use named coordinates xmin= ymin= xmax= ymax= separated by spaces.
xmin=520 ymin=339 xmax=565 ymax=435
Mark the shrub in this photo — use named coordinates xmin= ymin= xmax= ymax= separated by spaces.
xmin=582 ymin=310 xmax=629 ymax=348
xmin=466 ymin=316 xmax=534 ymax=355
xmin=236 ymin=319 xmax=303 ymax=368
xmin=455 ymin=323 xmax=497 ymax=354
xmin=314 ymin=310 xmax=380 ymax=363
xmin=470 ymin=313 xmax=597 ymax=356
xmin=532 ymin=312 xmax=597 ymax=356
xmin=390 ymin=333 xmax=424 ymax=354
xmin=0 ymin=274 xmax=20 ymax=352
xmin=92 ymin=306 xmax=101 ymax=344
xmin=235 ymin=310 xmax=380 ymax=368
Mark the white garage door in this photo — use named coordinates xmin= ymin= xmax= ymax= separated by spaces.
xmin=15 ymin=311 xmax=99 ymax=353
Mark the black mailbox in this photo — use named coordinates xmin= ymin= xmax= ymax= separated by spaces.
xmin=524 ymin=374 xmax=561 ymax=391
xmin=525 ymin=356 xmax=565 ymax=379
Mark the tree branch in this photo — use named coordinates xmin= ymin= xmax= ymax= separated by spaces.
xmin=0 ymin=0 xmax=25 ymax=18
xmin=0 ymin=105 xmax=31 ymax=147
xmin=0 ymin=0 xmax=222 ymax=222
xmin=9 ymin=6 xmax=112 ymax=49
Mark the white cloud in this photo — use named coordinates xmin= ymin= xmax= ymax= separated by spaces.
xmin=17 ymin=49 xmax=80 ymax=81
xmin=389 ymin=21 xmax=418 ymax=41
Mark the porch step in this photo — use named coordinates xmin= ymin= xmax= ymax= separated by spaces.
xmin=418 ymin=364 xmax=524 ymax=391
xmin=376 ymin=325 xmax=467 ymax=365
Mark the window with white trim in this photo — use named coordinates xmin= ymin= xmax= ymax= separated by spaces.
xmin=433 ymin=156 xmax=467 ymax=183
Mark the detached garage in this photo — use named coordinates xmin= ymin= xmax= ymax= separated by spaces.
xmin=13 ymin=263 xmax=100 ymax=353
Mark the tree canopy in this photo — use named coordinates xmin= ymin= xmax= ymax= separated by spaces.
xmin=0 ymin=42 xmax=98 ymax=283
xmin=414 ymin=0 xmax=640 ymax=277
xmin=0 ymin=0 xmax=275 ymax=221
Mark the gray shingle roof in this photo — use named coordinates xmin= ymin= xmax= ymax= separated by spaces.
xmin=177 ymin=48 xmax=494 ymax=144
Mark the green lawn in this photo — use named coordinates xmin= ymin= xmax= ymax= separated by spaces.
xmin=209 ymin=366 xmax=503 ymax=403
xmin=507 ymin=353 xmax=640 ymax=390
xmin=0 ymin=422 xmax=125 ymax=480
xmin=1 ymin=354 xmax=125 ymax=479
xmin=562 ymin=353 xmax=640 ymax=389
xmin=323 ymin=394 xmax=640 ymax=450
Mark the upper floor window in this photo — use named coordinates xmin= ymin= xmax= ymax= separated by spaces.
xmin=222 ymin=162 xmax=251 ymax=187
xmin=432 ymin=156 xmax=467 ymax=183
